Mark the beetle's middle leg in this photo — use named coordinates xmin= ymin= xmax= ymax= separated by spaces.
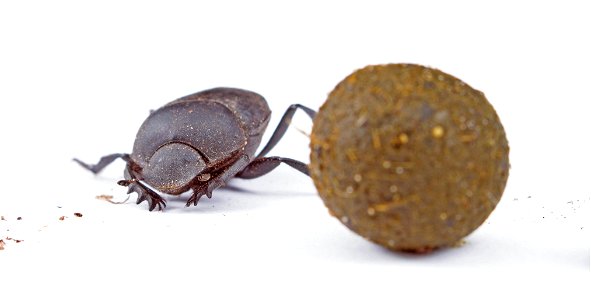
xmin=73 ymin=153 xmax=129 ymax=174
xmin=238 ymin=104 xmax=315 ymax=179
xmin=186 ymin=155 xmax=252 ymax=207
xmin=117 ymin=163 xmax=166 ymax=211
xmin=255 ymin=104 xmax=316 ymax=159
xmin=236 ymin=156 xmax=309 ymax=179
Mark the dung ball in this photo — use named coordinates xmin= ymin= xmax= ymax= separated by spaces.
xmin=309 ymin=64 xmax=510 ymax=252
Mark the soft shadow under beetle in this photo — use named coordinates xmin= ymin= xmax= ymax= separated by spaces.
xmin=75 ymin=87 xmax=316 ymax=211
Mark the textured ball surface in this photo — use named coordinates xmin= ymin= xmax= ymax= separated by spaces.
xmin=309 ymin=64 xmax=509 ymax=252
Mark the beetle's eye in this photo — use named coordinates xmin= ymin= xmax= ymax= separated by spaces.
xmin=143 ymin=143 xmax=206 ymax=194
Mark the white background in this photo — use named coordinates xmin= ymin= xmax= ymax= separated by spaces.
xmin=0 ymin=0 xmax=589 ymax=298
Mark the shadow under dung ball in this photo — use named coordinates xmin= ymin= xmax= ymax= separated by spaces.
xmin=309 ymin=64 xmax=510 ymax=253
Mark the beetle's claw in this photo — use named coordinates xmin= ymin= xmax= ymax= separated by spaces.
xmin=185 ymin=193 xmax=202 ymax=207
xmin=119 ymin=179 xmax=166 ymax=211
xmin=186 ymin=187 xmax=207 ymax=207
xmin=206 ymin=180 xmax=220 ymax=199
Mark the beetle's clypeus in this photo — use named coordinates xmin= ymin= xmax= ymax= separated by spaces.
xmin=75 ymin=87 xmax=316 ymax=211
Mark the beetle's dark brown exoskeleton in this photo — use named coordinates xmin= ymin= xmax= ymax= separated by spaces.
xmin=74 ymin=87 xmax=316 ymax=211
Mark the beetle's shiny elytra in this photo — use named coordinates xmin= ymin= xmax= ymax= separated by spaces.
xmin=74 ymin=87 xmax=316 ymax=211
xmin=133 ymin=89 xmax=269 ymax=194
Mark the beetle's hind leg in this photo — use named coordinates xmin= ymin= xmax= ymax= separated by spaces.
xmin=236 ymin=156 xmax=309 ymax=179
xmin=255 ymin=104 xmax=316 ymax=159
xmin=73 ymin=153 xmax=129 ymax=174
xmin=117 ymin=163 xmax=166 ymax=211
xmin=239 ymin=104 xmax=315 ymax=179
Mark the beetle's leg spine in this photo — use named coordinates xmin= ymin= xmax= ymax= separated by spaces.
xmin=120 ymin=161 xmax=166 ymax=211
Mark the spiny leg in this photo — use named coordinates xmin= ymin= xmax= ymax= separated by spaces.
xmin=256 ymin=104 xmax=316 ymax=159
xmin=185 ymin=185 xmax=209 ymax=207
xmin=237 ymin=156 xmax=309 ymax=179
xmin=186 ymin=155 xmax=252 ymax=207
xmin=117 ymin=163 xmax=166 ymax=211
xmin=73 ymin=153 xmax=129 ymax=174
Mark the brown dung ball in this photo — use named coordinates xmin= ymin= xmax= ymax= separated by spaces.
xmin=309 ymin=64 xmax=509 ymax=253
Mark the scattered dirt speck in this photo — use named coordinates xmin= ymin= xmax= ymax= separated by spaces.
xmin=5 ymin=237 xmax=23 ymax=243
xmin=96 ymin=194 xmax=114 ymax=201
xmin=0 ymin=239 xmax=5 ymax=250
xmin=59 ymin=216 xmax=66 ymax=221
xmin=74 ymin=213 xmax=83 ymax=218
xmin=16 ymin=217 xmax=22 ymax=220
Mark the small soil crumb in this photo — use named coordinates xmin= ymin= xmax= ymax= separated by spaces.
xmin=16 ymin=217 xmax=22 ymax=220
xmin=1 ymin=216 xmax=5 ymax=221
xmin=0 ymin=239 xmax=5 ymax=250
xmin=74 ymin=213 xmax=83 ymax=218
xmin=59 ymin=216 xmax=66 ymax=221
xmin=5 ymin=237 xmax=23 ymax=243
xmin=96 ymin=194 xmax=114 ymax=201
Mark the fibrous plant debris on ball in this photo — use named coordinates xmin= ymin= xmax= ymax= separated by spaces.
xmin=310 ymin=63 xmax=510 ymax=253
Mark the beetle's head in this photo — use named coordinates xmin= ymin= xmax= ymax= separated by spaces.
xmin=143 ymin=142 xmax=207 ymax=194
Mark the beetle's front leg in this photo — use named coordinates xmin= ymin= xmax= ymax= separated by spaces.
xmin=185 ymin=174 xmax=227 ymax=207
xmin=118 ymin=163 xmax=166 ymax=211
xmin=185 ymin=155 xmax=251 ymax=207
xmin=185 ymin=184 xmax=208 ymax=207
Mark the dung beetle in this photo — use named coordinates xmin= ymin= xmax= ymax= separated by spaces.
xmin=74 ymin=87 xmax=316 ymax=211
